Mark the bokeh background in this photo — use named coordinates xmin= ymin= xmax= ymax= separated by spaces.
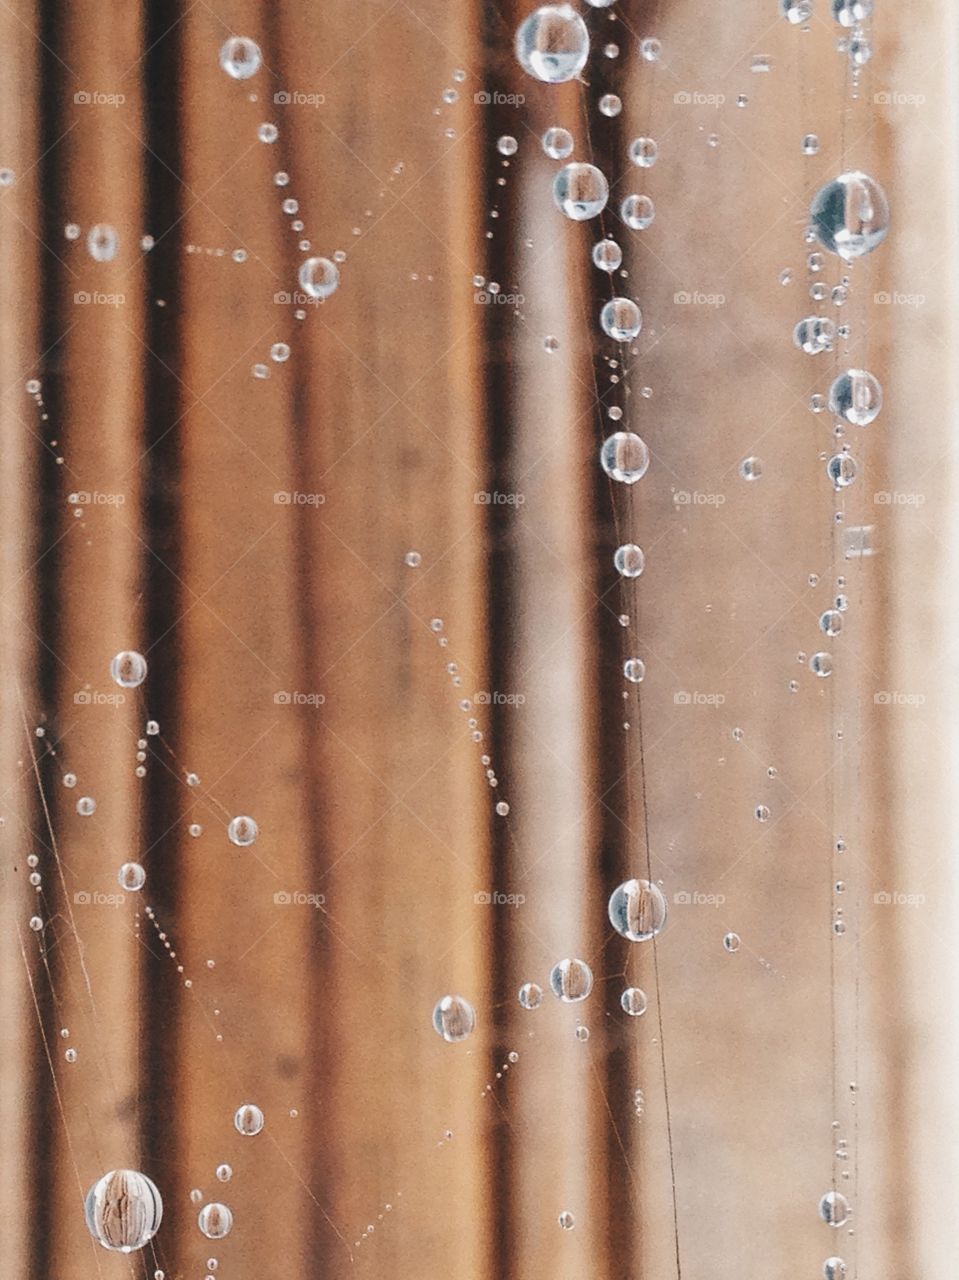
xmin=0 ymin=1 xmax=956 ymax=1278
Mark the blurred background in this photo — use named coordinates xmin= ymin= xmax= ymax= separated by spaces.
xmin=0 ymin=1 xmax=956 ymax=1278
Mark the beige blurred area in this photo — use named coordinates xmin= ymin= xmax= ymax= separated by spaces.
xmin=0 ymin=1 xmax=956 ymax=1278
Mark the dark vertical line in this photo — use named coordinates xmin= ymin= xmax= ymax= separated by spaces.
xmin=34 ymin=0 xmax=70 ymax=1272
xmin=140 ymin=0 xmax=186 ymax=1240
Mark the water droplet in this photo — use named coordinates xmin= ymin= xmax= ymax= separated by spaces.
xmin=621 ymin=194 xmax=655 ymax=230
xmin=270 ymin=342 xmax=291 ymax=363
xmin=621 ymin=987 xmax=648 ymax=1016
xmin=549 ymin=958 xmax=594 ymax=1002
xmin=542 ymin=127 xmax=574 ymax=159
xmin=496 ymin=135 xmax=518 ymax=156
xmin=823 ymin=1258 xmax=848 ymax=1280
xmin=77 ymin=796 xmax=96 ymax=816
xmin=740 ymin=456 xmax=763 ymax=481
xmin=118 ymin=862 xmax=146 ymax=892
xmin=553 ymin=163 xmax=609 ymax=220
xmin=65 ymin=1047 xmax=78 ymax=1062
xmin=432 ymin=994 xmax=476 ymax=1042
xmin=198 ymin=1203 xmax=233 ymax=1240
xmin=111 ymin=650 xmax=148 ymax=688
xmin=819 ymin=1190 xmax=850 ymax=1227
xmin=828 ymin=369 xmax=882 ymax=425
xmin=793 ymin=316 xmax=835 ymax=355
xmin=298 ymin=256 xmax=340 ymax=300
xmin=623 ymin=658 xmax=646 ymax=683
xmin=234 ymin=1103 xmax=265 ymax=1136
xmin=809 ymin=652 xmax=834 ymax=677
xmin=803 ymin=133 xmax=820 ymax=155
xmin=781 ymin=0 xmax=814 ymax=21
xmin=628 ymin=137 xmax=658 ymax=168
xmin=87 ymin=224 xmax=118 ymax=263
xmin=404 ymin=550 xmax=422 ymax=567
xmin=599 ymin=93 xmax=622 ymax=117
xmin=639 ymin=37 xmax=661 ymax=62
xmin=592 ymin=238 xmax=622 ymax=272
xmin=219 ymin=36 xmax=262 ymax=80
xmin=614 ymin=543 xmax=645 ymax=578
xmin=515 ymin=5 xmax=590 ymax=84
xmin=723 ymin=932 xmax=741 ymax=953
xmin=228 ymin=815 xmax=258 ymax=847
xmin=600 ymin=297 xmax=642 ymax=341
xmin=827 ymin=454 xmax=857 ymax=488
xmin=85 ymin=1170 xmax=163 ymax=1252
xmin=518 ymin=982 xmax=543 ymax=1009
xmin=832 ymin=0 xmax=872 ymax=25
xmin=558 ymin=1210 xmax=575 ymax=1230
xmin=257 ymin=122 xmax=278 ymax=143
xmin=29 ymin=915 xmax=43 ymax=932
xmin=810 ymin=171 xmax=889 ymax=261
xmin=608 ymin=878 xmax=667 ymax=941
xmin=600 ymin=432 xmax=649 ymax=483
xmin=820 ymin=610 xmax=843 ymax=637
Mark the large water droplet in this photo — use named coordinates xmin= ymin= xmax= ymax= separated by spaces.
xmin=219 ymin=36 xmax=262 ymax=80
xmin=553 ymin=162 xmax=609 ymax=220
xmin=542 ymin=127 xmax=574 ymax=159
xmin=518 ymin=981 xmax=543 ymax=1009
xmin=620 ymin=987 xmax=648 ymax=1015
xmin=832 ymin=0 xmax=872 ymax=26
xmin=85 ymin=1170 xmax=163 ymax=1253
xmin=592 ymin=238 xmax=622 ymax=272
xmin=228 ymin=815 xmax=258 ymax=846
xmin=608 ymin=878 xmax=667 ymax=941
xmin=87 ymin=224 xmax=119 ymax=263
xmin=793 ymin=316 xmax=835 ymax=355
xmin=234 ymin=1103 xmax=265 ymax=1135
xmin=111 ymin=650 xmax=148 ymax=688
xmin=810 ymin=172 xmax=889 ymax=261
xmin=621 ymin=194 xmax=654 ymax=230
xmin=600 ymin=432 xmax=649 ymax=484
xmin=818 ymin=1190 xmax=850 ymax=1227
xmin=828 ymin=369 xmax=882 ymax=425
xmin=118 ymin=862 xmax=146 ymax=891
xmin=432 ymin=994 xmax=476 ymax=1042
xmin=628 ymin=137 xmax=658 ymax=168
xmin=298 ymin=256 xmax=340 ymax=300
xmin=198 ymin=1203 xmax=233 ymax=1240
xmin=549 ymin=957 xmax=593 ymax=1001
xmin=613 ymin=543 xmax=645 ymax=578
xmin=600 ymin=297 xmax=642 ymax=341
xmin=515 ymin=5 xmax=590 ymax=84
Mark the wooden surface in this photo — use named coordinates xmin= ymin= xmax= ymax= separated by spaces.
xmin=0 ymin=2 xmax=948 ymax=1279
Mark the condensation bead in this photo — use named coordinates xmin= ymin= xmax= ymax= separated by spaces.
xmin=598 ymin=93 xmax=621 ymax=117
xmin=828 ymin=369 xmax=882 ymax=425
xmin=818 ymin=1190 xmax=850 ymax=1226
xmin=600 ymin=432 xmax=649 ymax=484
xmin=515 ymin=5 xmax=590 ymax=84
xmin=542 ymin=127 xmax=574 ymax=160
xmin=219 ymin=36 xmax=262 ymax=80
xmin=608 ymin=878 xmax=667 ymax=941
xmin=781 ymin=0 xmax=814 ymax=20
xmin=600 ymin=297 xmax=642 ymax=341
xmin=558 ymin=1211 xmax=575 ymax=1230
xmin=270 ymin=343 xmax=291 ymax=363
xmin=827 ymin=454 xmax=857 ymax=488
xmin=793 ymin=316 xmax=835 ymax=355
xmin=620 ymin=987 xmax=648 ymax=1016
xmin=198 ymin=1203 xmax=233 ymax=1240
xmin=628 ymin=137 xmax=658 ymax=168
xmin=809 ymin=652 xmax=834 ymax=677
xmin=810 ymin=172 xmax=890 ymax=261
xmin=87 ymin=224 xmax=119 ymax=262
xmin=803 ymin=133 xmax=820 ymax=155
xmin=723 ymin=932 xmax=741 ymax=953
xmin=623 ymin=659 xmax=646 ymax=683
xmin=234 ymin=1103 xmax=265 ymax=1136
xmin=77 ymin=796 xmax=96 ymax=816
xmin=820 ymin=610 xmax=843 ymax=637
xmin=639 ymin=37 xmax=661 ymax=62
xmin=227 ymin=815 xmax=258 ymax=847
xmin=257 ymin=122 xmax=278 ymax=143
xmin=118 ymin=862 xmax=146 ymax=891
xmin=740 ymin=456 xmax=763 ymax=481
xmin=216 ymin=1165 xmax=232 ymax=1182
xmin=553 ymin=163 xmax=609 ymax=221
xmin=549 ymin=958 xmax=593 ymax=1002
xmin=621 ymin=194 xmax=654 ymax=230
xmin=496 ymin=135 xmax=518 ymax=156
xmin=823 ymin=1258 xmax=848 ymax=1280
xmin=832 ymin=0 xmax=872 ymax=25
xmin=614 ymin=543 xmax=645 ymax=578
xmin=592 ymin=239 xmax=622 ymax=272
xmin=517 ymin=981 xmax=543 ymax=1011
xmin=432 ymin=994 xmax=476 ymax=1042
xmin=111 ymin=650 xmax=148 ymax=688
xmin=298 ymin=256 xmax=340 ymax=300
xmin=85 ymin=1170 xmax=163 ymax=1252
